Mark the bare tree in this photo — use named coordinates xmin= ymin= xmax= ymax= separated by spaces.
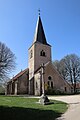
xmin=0 ymin=42 xmax=16 ymax=82
xmin=52 ymin=60 xmax=60 ymax=71
xmin=53 ymin=54 xmax=80 ymax=93
xmin=53 ymin=60 xmax=68 ymax=80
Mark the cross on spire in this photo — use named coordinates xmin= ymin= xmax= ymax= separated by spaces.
xmin=38 ymin=9 xmax=40 ymax=16
xmin=33 ymin=10 xmax=50 ymax=46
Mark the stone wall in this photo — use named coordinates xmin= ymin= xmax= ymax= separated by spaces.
xmin=6 ymin=70 xmax=29 ymax=95
xmin=17 ymin=73 xmax=29 ymax=94
xmin=44 ymin=62 xmax=71 ymax=94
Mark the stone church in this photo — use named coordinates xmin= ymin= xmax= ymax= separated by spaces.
xmin=6 ymin=15 xmax=72 ymax=95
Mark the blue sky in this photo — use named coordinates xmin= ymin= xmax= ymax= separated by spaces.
xmin=0 ymin=0 xmax=80 ymax=77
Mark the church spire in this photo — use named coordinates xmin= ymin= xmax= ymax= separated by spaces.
xmin=33 ymin=15 xmax=48 ymax=45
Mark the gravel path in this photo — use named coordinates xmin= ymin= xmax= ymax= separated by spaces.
xmin=49 ymin=95 xmax=80 ymax=120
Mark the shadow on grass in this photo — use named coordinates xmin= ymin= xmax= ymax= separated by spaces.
xmin=0 ymin=106 xmax=61 ymax=120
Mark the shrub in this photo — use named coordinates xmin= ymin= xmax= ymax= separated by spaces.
xmin=46 ymin=88 xmax=66 ymax=95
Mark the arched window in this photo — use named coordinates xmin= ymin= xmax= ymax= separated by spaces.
xmin=40 ymin=50 xmax=46 ymax=57
xmin=48 ymin=76 xmax=54 ymax=89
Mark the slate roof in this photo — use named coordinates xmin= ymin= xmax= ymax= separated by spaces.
xmin=33 ymin=16 xmax=50 ymax=46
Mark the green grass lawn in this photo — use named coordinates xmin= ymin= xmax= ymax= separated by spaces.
xmin=0 ymin=96 xmax=68 ymax=120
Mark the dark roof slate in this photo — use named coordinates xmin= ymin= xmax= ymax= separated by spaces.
xmin=33 ymin=16 xmax=49 ymax=45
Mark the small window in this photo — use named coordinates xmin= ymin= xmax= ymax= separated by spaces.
xmin=65 ymin=87 xmax=67 ymax=92
xmin=36 ymin=82 xmax=38 ymax=89
xmin=40 ymin=50 xmax=46 ymax=57
xmin=30 ymin=50 xmax=33 ymax=59
xmin=48 ymin=76 xmax=52 ymax=80
xmin=51 ymin=82 xmax=53 ymax=88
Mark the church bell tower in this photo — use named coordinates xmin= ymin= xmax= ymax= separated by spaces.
xmin=28 ymin=15 xmax=51 ymax=94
